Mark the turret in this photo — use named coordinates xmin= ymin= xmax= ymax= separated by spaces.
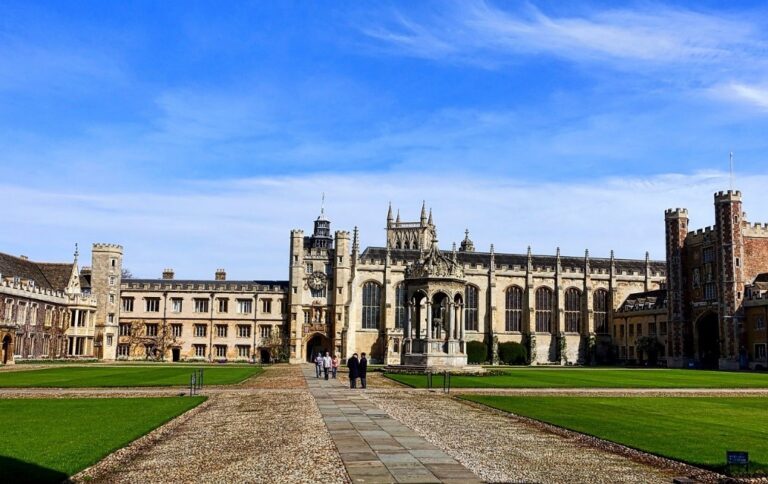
xmin=91 ymin=243 xmax=124 ymax=361
xmin=420 ymin=201 xmax=428 ymax=226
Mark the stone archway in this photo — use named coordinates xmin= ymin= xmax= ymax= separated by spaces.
xmin=2 ymin=335 xmax=11 ymax=364
xmin=305 ymin=333 xmax=332 ymax=362
xmin=696 ymin=312 xmax=720 ymax=369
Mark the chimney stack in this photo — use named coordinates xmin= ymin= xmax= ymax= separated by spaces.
xmin=215 ymin=268 xmax=226 ymax=281
xmin=162 ymin=268 xmax=174 ymax=280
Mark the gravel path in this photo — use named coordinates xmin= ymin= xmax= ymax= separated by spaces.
xmin=76 ymin=366 xmax=349 ymax=484
xmin=368 ymin=390 xmax=702 ymax=484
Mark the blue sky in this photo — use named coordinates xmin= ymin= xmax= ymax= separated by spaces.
xmin=2 ymin=1 xmax=768 ymax=279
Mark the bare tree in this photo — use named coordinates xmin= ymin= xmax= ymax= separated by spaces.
xmin=123 ymin=320 xmax=180 ymax=360
xmin=121 ymin=268 xmax=134 ymax=279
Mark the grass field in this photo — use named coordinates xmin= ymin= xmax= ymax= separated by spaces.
xmin=0 ymin=365 xmax=263 ymax=387
xmin=0 ymin=397 xmax=205 ymax=483
xmin=386 ymin=368 xmax=768 ymax=388
xmin=462 ymin=395 xmax=768 ymax=474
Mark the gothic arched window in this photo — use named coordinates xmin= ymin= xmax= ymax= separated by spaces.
xmin=564 ymin=288 xmax=581 ymax=333
xmin=395 ymin=284 xmax=407 ymax=329
xmin=594 ymin=289 xmax=609 ymax=333
xmin=361 ymin=282 xmax=382 ymax=329
xmin=464 ymin=285 xmax=479 ymax=331
xmin=505 ymin=286 xmax=523 ymax=332
xmin=535 ymin=287 xmax=553 ymax=333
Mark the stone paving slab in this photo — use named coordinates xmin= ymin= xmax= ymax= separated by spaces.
xmin=303 ymin=366 xmax=482 ymax=484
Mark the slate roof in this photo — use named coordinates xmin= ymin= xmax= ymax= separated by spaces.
xmin=0 ymin=252 xmax=74 ymax=291
xmin=360 ymin=247 xmax=666 ymax=274
xmin=123 ymin=279 xmax=289 ymax=292
xmin=616 ymin=289 xmax=667 ymax=313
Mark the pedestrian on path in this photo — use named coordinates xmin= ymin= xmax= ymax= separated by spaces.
xmin=331 ymin=354 xmax=340 ymax=379
xmin=322 ymin=351 xmax=332 ymax=380
xmin=347 ymin=353 xmax=359 ymax=389
xmin=315 ymin=353 xmax=323 ymax=378
xmin=359 ymin=352 xmax=368 ymax=389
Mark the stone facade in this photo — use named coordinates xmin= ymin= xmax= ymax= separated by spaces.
xmin=665 ymin=190 xmax=768 ymax=369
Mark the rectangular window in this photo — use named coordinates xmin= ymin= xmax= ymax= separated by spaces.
xmin=171 ymin=298 xmax=183 ymax=312
xmin=117 ymin=344 xmax=130 ymax=357
xmin=194 ymin=324 xmax=207 ymax=338
xmin=306 ymin=262 xmax=313 ymax=274
xmin=122 ymin=297 xmax=134 ymax=312
xmin=310 ymin=287 xmax=326 ymax=298
xmin=325 ymin=263 xmax=332 ymax=275
xmin=109 ymin=276 xmax=116 ymax=286
xmin=216 ymin=324 xmax=228 ymax=338
xmin=218 ymin=298 xmax=229 ymax=313
xmin=237 ymin=325 xmax=251 ymax=338
xmin=106 ymin=334 xmax=113 ymax=346
xmin=194 ymin=298 xmax=209 ymax=313
xmin=145 ymin=323 xmax=158 ymax=337
xmin=262 ymin=299 xmax=272 ymax=313
xmin=237 ymin=345 xmax=250 ymax=358
xmin=109 ymin=294 xmax=115 ymax=304
xmin=108 ymin=313 xmax=114 ymax=323
xmin=649 ymin=323 xmax=657 ymax=336
xmin=119 ymin=323 xmax=131 ymax=336
xmin=756 ymin=343 xmax=767 ymax=360
xmin=304 ymin=311 xmax=310 ymax=324
xmin=237 ymin=299 xmax=252 ymax=314
xmin=660 ymin=321 xmax=668 ymax=335
xmin=756 ymin=317 xmax=766 ymax=330
xmin=704 ymin=283 xmax=717 ymax=301
xmin=194 ymin=344 xmax=206 ymax=357
xmin=260 ymin=325 xmax=272 ymax=338
xmin=215 ymin=345 xmax=227 ymax=358
xmin=145 ymin=298 xmax=160 ymax=312
xmin=620 ymin=325 xmax=625 ymax=338
xmin=171 ymin=324 xmax=182 ymax=338
xmin=702 ymin=247 xmax=715 ymax=263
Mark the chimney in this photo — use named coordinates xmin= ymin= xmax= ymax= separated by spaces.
xmin=19 ymin=255 xmax=28 ymax=261
xmin=162 ymin=268 xmax=174 ymax=280
xmin=215 ymin=268 xmax=226 ymax=281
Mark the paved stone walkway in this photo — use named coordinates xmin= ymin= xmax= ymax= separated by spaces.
xmin=304 ymin=367 xmax=482 ymax=484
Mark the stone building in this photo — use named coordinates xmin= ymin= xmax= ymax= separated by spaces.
xmin=665 ymin=190 xmax=768 ymax=369
xmin=118 ymin=269 xmax=287 ymax=362
xmin=612 ymin=289 xmax=668 ymax=364
xmin=0 ymin=246 xmax=106 ymax=363
xmin=288 ymin=203 xmax=666 ymax=365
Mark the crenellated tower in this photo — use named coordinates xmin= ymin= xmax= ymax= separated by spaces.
xmin=665 ymin=208 xmax=688 ymax=365
xmin=90 ymin=243 xmax=123 ymax=360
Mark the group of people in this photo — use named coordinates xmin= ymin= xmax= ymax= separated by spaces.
xmin=313 ymin=351 xmax=368 ymax=389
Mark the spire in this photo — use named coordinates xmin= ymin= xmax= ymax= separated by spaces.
xmin=427 ymin=208 xmax=433 ymax=226
xmin=555 ymin=247 xmax=561 ymax=274
xmin=73 ymin=243 xmax=79 ymax=264
xmin=459 ymin=229 xmax=475 ymax=252
xmin=489 ymin=244 xmax=495 ymax=271
xmin=395 ymin=209 xmax=401 ymax=226
xmin=387 ymin=202 xmax=393 ymax=225
xmin=321 ymin=192 xmax=325 ymax=216
xmin=584 ymin=249 xmax=590 ymax=273
xmin=556 ymin=247 xmax=561 ymax=263
xmin=527 ymin=245 xmax=533 ymax=271
xmin=420 ymin=200 xmax=427 ymax=225
xmin=352 ymin=226 xmax=359 ymax=256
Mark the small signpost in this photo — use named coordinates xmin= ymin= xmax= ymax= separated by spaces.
xmin=189 ymin=368 xmax=204 ymax=396
xmin=726 ymin=450 xmax=749 ymax=474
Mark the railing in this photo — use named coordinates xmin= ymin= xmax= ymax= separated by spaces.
xmin=426 ymin=370 xmax=451 ymax=394
xmin=189 ymin=368 xmax=204 ymax=396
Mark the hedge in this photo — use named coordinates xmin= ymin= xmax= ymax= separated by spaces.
xmin=466 ymin=340 xmax=488 ymax=364
xmin=497 ymin=341 xmax=527 ymax=365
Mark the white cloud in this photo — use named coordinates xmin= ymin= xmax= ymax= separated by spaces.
xmin=710 ymin=82 xmax=768 ymax=111
xmin=2 ymin=170 xmax=766 ymax=280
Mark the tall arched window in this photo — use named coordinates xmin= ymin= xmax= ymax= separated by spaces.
xmin=594 ymin=289 xmax=609 ymax=333
xmin=362 ymin=282 xmax=382 ymax=329
xmin=464 ymin=285 xmax=479 ymax=331
xmin=535 ymin=287 xmax=553 ymax=333
xmin=505 ymin=286 xmax=523 ymax=332
xmin=564 ymin=288 xmax=582 ymax=333
xmin=394 ymin=284 xmax=407 ymax=329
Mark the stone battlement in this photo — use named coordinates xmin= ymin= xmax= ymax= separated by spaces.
xmin=744 ymin=222 xmax=768 ymax=238
xmin=665 ymin=208 xmax=688 ymax=218
xmin=92 ymin=243 xmax=123 ymax=251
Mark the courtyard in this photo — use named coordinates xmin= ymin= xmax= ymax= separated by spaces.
xmin=1 ymin=364 xmax=766 ymax=483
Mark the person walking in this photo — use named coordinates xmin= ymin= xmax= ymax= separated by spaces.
xmin=346 ymin=353 xmax=359 ymax=389
xmin=331 ymin=354 xmax=340 ymax=379
xmin=314 ymin=352 xmax=323 ymax=378
xmin=359 ymin=352 xmax=368 ymax=389
xmin=322 ymin=351 xmax=332 ymax=380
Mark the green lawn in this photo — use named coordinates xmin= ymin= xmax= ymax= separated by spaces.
xmin=0 ymin=365 xmax=263 ymax=387
xmin=386 ymin=368 xmax=768 ymax=388
xmin=0 ymin=397 xmax=205 ymax=483
xmin=462 ymin=395 xmax=768 ymax=475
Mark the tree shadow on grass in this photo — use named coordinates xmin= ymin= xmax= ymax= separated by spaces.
xmin=0 ymin=456 xmax=69 ymax=483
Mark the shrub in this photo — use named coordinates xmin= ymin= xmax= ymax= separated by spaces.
xmin=497 ymin=342 xmax=527 ymax=365
xmin=466 ymin=340 xmax=488 ymax=364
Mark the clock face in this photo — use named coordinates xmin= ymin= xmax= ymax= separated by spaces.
xmin=307 ymin=271 xmax=327 ymax=290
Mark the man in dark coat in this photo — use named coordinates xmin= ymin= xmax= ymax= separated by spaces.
xmin=346 ymin=353 xmax=359 ymax=389
xmin=359 ymin=352 xmax=368 ymax=389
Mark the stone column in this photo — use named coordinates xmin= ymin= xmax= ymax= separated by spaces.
xmin=426 ymin=301 xmax=433 ymax=340
xmin=74 ymin=309 xmax=80 ymax=328
xmin=459 ymin=304 xmax=465 ymax=341
xmin=406 ymin=303 xmax=412 ymax=340
xmin=448 ymin=303 xmax=455 ymax=341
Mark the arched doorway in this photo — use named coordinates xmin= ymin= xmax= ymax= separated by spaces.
xmin=696 ymin=312 xmax=720 ymax=369
xmin=305 ymin=333 xmax=332 ymax=362
xmin=2 ymin=335 xmax=11 ymax=364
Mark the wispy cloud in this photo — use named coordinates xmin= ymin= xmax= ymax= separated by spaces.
xmin=2 ymin=170 xmax=765 ymax=280
xmin=710 ymin=82 xmax=768 ymax=111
